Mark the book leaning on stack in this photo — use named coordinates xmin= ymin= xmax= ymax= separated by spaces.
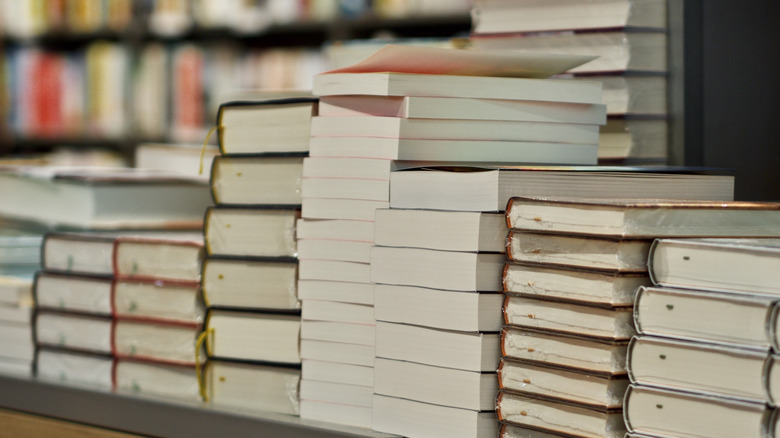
xmin=626 ymin=233 xmax=780 ymax=438
xmin=34 ymin=231 xmax=205 ymax=402
xmin=303 ymin=43 xmax=606 ymax=432
xmin=198 ymin=97 xmax=318 ymax=416
xmin=469 ymin=0 xmax=669 ymax=164
xmin=496 ymin=197 xmax=780 ymax=438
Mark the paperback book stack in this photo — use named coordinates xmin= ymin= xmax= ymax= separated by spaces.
xmin=495 ymin=197 xmax=780 ymax=438
xmin=626 ymin=234 xmax=780 ymax=437
xmin=34 ymin=231 xmax=206 ymax=402
xmin=302 ymin=44 xmax=607 ymax=430
xmin=470 ymin=0 xmax=670 ymax=164
xmin=199 ymin=98 xmax=318 ymax=416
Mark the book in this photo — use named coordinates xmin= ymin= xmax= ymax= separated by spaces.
xmin=469 ymin=31 xmax=667 ymax=74
xmin=113 ymin=319 xmax=201 ymax=365
xmin=370 ymin=246 xmax=505 ymax=292
xmin=501 ymin=327 xmax=628 ymax=375
xmin=634 ymin=286 xmax=778 ymax=349
xmin=300 ymin=380 xmax=372 ymax=408
xmin=209 ymin=154 xmax=305 ymax=206
xmin=506 ymin=231 xmax=652 ymax=273
xmin=41 ymin=231 xmax=203 ymax=277
xmin=35 ymin=347 xmax=114 ymax=390
xmin=623 ymin=384 xmax=772 ymax=438
xmin=34 ymin=272 xmax=113 ymax=316
xmin=310 ymin=116 xmax=600 ymax=144
xmin=471 ymin=0 xmax=667 ymax=34
xmin=204 ymin=359 xmax=301 ymax=415
xmin=298 ymin=260 xmax=371 ymax=284
xmin=598 ymin=117 xmax=668 ymax=163
xmin=503 ymin=263 xmax=650 ymax=307
xmin=374 ymin=209 xmax=507 ymax=253
xmin=300 ymin=177 xmax=389 ymax=202
xmin=374 ymin=284 xmax=504 ymax=332
xmin=627 ymin=335 xmax=769 ymax=403
xmin=313 ymin=72 xmax=602 ymax=104
xmin=375 ymin=321 xmax=500 ymax=372
xmin=374 ymin=357 xmax=498 ymax=411
xmin=302 ymin=156 xmax=394 ymax=180
xmin=296 ymin=239 xmax=373 ymax=263
xmin=503 ymin=295 xmax=636 ymax=340
xmin=389 ymin=166 xmax=735 ymax=213
xmin=648 ymin=238 xmax=780 ymax=296
xmin=35 ymin=311 xmax=113 ymax=354
xmin=201 ymin=257 xmax=300 ymax=310
xmin=111 ymin=280 xmax=204 ymax=324
xmin=300 ymin=320 xmax=375 ymax=346
xmin=0 ymin=276 xmax=33 ymax=307
xmin=309 ymin=137 xmax=598 ymax=165
xmin=216 ymin=98 xmax=318 ymax=155
xmin=301 ymin=360 xmax=374 ymax=387
xmin=499 ymin=359 xmax=629 ymax=409
xmin=0 ymin=320 xmax=33 ymax=362
xmin=496 ymin=391 xmax=626 ymax=438
xmin=204 ymin=309 xmax=301 ymax=365
xmin=114 ymin=358 xmax=200 ymax=402
xmin=0 ymin=166 xmax=212 ymax=229
xmin=297 ymin=279 xmax=373 ymax=305
xmin=296 ymin=218 xmax=374 ymax=243
xmin=373 ymin=394 xmax=498 ymax=438
xmin=584 ymin=74 xmax=667 ymax=116
xmin=300 ymin=339 xmax=374 ymax=366
xmin=506 ymin=197 xmax=780 ymax=238
xmin=134 ymin=142 xmax=219 ymax=182
xmin=299 ymin=399 xmax=371 ymax=429
xmin=318 ymin=95 xmax=607 ymax=124
xmin=204 ymin=206 xmax=299 ymax=258
xmin=301 ymin=197 xmax=388 ymax=221
xmin=301 ymin=300 xmax=373 ymax=326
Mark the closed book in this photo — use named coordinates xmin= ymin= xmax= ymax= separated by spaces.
xmin=370 ymin=246 xmax=505 ymax=292
xmin=204 ymin=206 xmax=298 ymax=258
xmin=300 ymin=339 xmax=374 ymax=367
xmin=300 ymin=320 xmax=375 ymax=346
xmin=373 ymin=394 xmax=498 ymax=438
xmin=499 ymin=359 xmax=628 ymax=410
xmin=374 ymin=283 xmax=504 ymax=332
xmin=503 ymin=295 xmax=636 ymax=341
xmin=389 ymin=166 xmax=734 ymax=213
xmin=113 ymin=318 xmax=201 ymax=365
xmin=301 ymin=197 xmax=388 ymax=221
xmin=504 ymin=263 xmax=650 ymax=307
xmin=35 ymin=347 xmax=113 ymax=390
xmin=506 ymin=197 xmax=780 ymax=238
xmin=496 ymin=391 xmax=626 ymax=438
xmin=296 ymin=218 xmax=375 ymax=243
xmin=506 ymin=231 xmax=652 ymax=273
xmin=374 ymin=209 xmax=507 ymax=253
xmin=216 ymin=98 xmax=317 ymax=155
xmin=0 ymin=276 xmax=33 ymax=306
xmin=599 ymin=116 xmax=668 ymax=163
xmin=209 ymin=154 xmax=305 ymax=206
xmin=114 ymin=358 xmax=200 ymax=402
xmin=114 ymin=234 xmax=203 ymax=283
xmin=301 ymin=300 xmax=373 ymax=326
xmin=34 ymin=272 xmax=113 ymax=316
xmin=112 ymin=280 xmax=204 ymax=325
xmin=627 ymin=335 xmax=769 ymax=403
xmin=201 ymin=257 xmax=300 ymax=311
xmin=298 ymin=260 xmax=370 ymax=284
xmin=297 ymin=279 xmax=373 ymax=305
xmin=649 ymin=238 xmax=780 ymax=296
xmin=0 ymin=166 xmax=211 ymax=230
xmin=300 ymin=177 xmax=389 ymax=202
xmin=302 ymin=156 xmax=393 ymax=180
xmin=501 ymin=327 xmax=628 ymax=376
xmin=204 ymin=359 xmax=300 ymax=416
xmin=310 ymin=116 xmax=600 ymax=144
xmin=134 ymin=142 xmax=218 ymax=182
xmin=301 ymin=360 xmax=373 ymax=387
xmin=318 ymin=95 xmax=607 ymax=124
xmin=296 ymin=239 xmax=373 ymax=263
xmin=34 ymin=311 xmax=113 ymax=355
xmin=374 ymin=357 xmax=497 ymax=411
xmin=623 ymin=384 xmax=774 ymax=438
xmin=634 ymin=286 xmax=777 ymax=349
xmin=376 ymin=321 xmax=500 ymax=373
xmin=300 ymin=380 xmax=372 ymax=408
xmin=205 ymin=308 xmax=301 ymax=365
xmin=0 ymin=320 xmax=33 ymax=361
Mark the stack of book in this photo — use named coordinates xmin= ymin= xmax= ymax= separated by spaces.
xmin=300 ymin=44 xmax=607 ymax=430
xmin=0 ymin=275 xmax=35 ymax=377
xmin=626 ymin=234 xmax=780 ymax=437
xmin=34 ymin=230 xmax=206 ymax=402
xmin=199 ymin=98 xmax=318 ymax=416
xmin=494 ymin=197 xmax=780 ymax=438
xmin=469 ymin=0 xmax=669 ymax=164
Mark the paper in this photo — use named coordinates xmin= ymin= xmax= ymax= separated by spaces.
xmin=321 ymin=44 xmax=596 ymax=78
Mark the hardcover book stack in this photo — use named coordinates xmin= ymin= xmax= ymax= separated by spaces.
xmin=495 ymin=197 xmax=780 ymax=438
xmin=626 ymin=233 xmax=780 ymax=437
xmin=470 ymin=0 xmax=669 ymax=164
xmin=301 ymin=44 xmax=607 ymax=430
xmin=34 ymin=231 xmax=206 ymax=402
xmin=199 ymin=98 xmax=318 ymax=416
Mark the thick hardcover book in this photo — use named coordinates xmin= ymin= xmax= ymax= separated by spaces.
xmin=389 ymin=166 xmax=734 ymax=213
xmin=201 ymin=256 xmax=299 ymax=311
xmin=204 ymin=308 xmax=301 ymax=365
xmin=35 ymin=347 xmax=114 ymax=390
xmin=648 ymin=238 xmax=780 ymax=296
xmin=112 ymin=318 xmax=201 ymax=366
xmin=204 ymin=206 xmax=299 ymax=259
xmin=204 ymin=358 xmax=300 ymax=416
xmin=209 ymin=154 xmax=306 ymax=206
xmin=0 ymin=166 xmax=211 ymax=229
xmin=506 ymin=197 xmax=780 ymax=238
xmin=113 ymin=357 xmax=200 ymax=402
xmin=216 ymin=98 xmax=318 ymax=155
